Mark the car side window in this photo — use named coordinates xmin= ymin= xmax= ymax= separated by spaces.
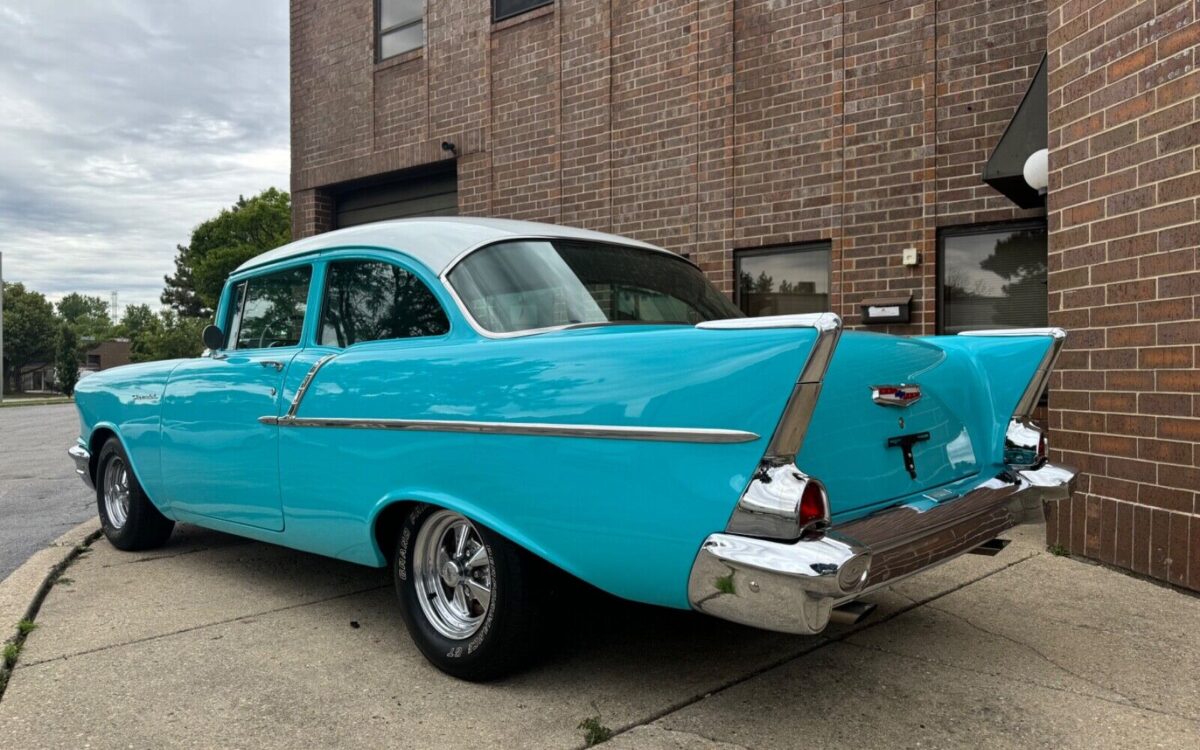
xmin=228 ymin=265 xmax=313 ymax=350
xmin=319 ymin=259 xmax=449 ymax=347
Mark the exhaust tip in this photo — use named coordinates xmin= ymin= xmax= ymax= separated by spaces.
xmin=830 ymin=600 xmax=877 ymax=626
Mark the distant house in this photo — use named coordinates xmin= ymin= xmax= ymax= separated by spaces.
xmin=19 ymin=362 xmax=56 ymax=393
xmin=19 ymin=339 xmax=132 ymax=393
xmin=80 ymin=338 xmax=132 ymax=376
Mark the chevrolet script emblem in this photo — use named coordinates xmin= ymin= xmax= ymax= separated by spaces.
xmin=871 ymin=384 xmax=921 ymax=407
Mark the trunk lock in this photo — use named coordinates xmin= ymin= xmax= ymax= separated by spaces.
xmin=886 ymin=431 xmax=931 ymax=480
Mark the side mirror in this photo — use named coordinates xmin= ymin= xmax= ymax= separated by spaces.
xmin=202 ymin=325 xmax=226 ymax=351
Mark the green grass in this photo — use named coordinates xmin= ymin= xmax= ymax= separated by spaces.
xmin=0 ymin=396 xmax=72 ymax=408
xmin=578 ymin=716 xmax=613 ymax=746
xmin=16 ymin=620 xmax=36 ymax=636
xmin=1048 ymin=544 xmax=1070 ymax=557
xmin=2 ymin=642 xmax=20 ymax=670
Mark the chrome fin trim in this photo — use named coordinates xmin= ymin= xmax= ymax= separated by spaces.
xmin=257 ymin=415 xmax=759 ymax=444
xmin=958 ymin=327 xmax=1066 ymax=417
xmin=706 ymin=313 xmax=844 ymax=540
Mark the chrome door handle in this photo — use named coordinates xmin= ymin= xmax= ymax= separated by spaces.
xmin=260 ymin=360 xmax=284 ymax=372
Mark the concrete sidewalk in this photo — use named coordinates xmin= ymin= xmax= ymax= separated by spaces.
xmin=1 ymin=523 xmax=1196 ymax=749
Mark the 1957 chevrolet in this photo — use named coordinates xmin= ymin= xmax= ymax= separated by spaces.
xmin=70 ymin=217 xmax=1075 ymax=680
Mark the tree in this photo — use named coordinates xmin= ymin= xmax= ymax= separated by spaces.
xmin=56 ymin=293 xmax=113 ymax=349
xmin=116 ymin=303 xmax=157 ymax=341
xmin=162 ymin=188 xmax=291 ymax=316
xmin=1 ymin=282 xmax=57 ymax=394
xmin=130 ymin=311 xmax=207 ymax=363
xmin=54 ymin=323 xmax=79 ymax=396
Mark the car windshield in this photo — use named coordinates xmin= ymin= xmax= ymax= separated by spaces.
xmin=447 ymin=239 xmax=743 ymax=334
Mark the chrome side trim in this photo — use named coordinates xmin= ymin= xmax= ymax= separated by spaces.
xmin=68 ymin=443 xmax=93 ymax=490
xmin=959 ymin=327 xmax=1066 ymax=417
xmin=257 ymin=415 xmax=759 ymax=444
xmin=286 ymin=353 xmax=338 ymax=419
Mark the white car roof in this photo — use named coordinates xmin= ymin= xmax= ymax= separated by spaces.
xmin=235 ymin=217 xmax=671 ymax=276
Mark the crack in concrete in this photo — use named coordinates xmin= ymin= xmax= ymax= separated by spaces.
xmin=98 ymin=540 xmax=258 ymax=568
xmin=15 ymin=584 xmax=389 ymax=669
xmin=921 ymin=601 xmax=1139 ymax=703
xmin=591 ymin=552 xmax=1040 ymax=749
xmin=838 ymin=639 xmax=1198 ymax=724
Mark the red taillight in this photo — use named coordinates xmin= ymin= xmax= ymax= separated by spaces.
xmin=799 ymin=480 xmax=828 ymax=531
xmin=1038 ymin=432 xmax=1048 ymax=460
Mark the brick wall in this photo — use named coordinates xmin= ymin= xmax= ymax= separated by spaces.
xmin=1045 ymin=0 xmax=1199 ymax=590
xmin=292 ymin=1 xmax=1045 ymax=329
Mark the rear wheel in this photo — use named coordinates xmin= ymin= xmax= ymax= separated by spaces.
xmin=394 ymin=505 xmax=539 ymax=681
xmin=96 ymin=437 xmax=174 ymax=551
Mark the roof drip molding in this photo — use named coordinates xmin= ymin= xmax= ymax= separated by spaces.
xmin=982 ymin=54 xmax=1048 ymax=210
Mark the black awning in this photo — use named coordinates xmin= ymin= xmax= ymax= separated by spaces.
xmin=982 ymin=54 xmax=1047 ymax=209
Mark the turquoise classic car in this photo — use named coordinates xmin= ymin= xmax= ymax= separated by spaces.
xmin=70 ymin=217 xmax=1075 ymax=680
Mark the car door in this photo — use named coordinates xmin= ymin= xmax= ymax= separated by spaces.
xmin=159 ymin=263 xmax=313 ymax=531
xmin=274 ymin=255 xmax=453 ymax=555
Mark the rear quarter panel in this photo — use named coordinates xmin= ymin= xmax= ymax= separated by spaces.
xmin=277 ymin=326 xmax=818 ymax=608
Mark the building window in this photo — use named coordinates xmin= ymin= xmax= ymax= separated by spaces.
xmin=938 ymin=222 xmax=1047 ymax=334
xmin=736 ymin=243 xmax=832 ymax=317
xmin=377 ymin=0 xmax=423 ymax=60
xmin=494 ymin=0 xmax=552 ymax=23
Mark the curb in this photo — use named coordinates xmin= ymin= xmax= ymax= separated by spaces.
xmin=0 ymin=520 xmax=101 ymax=699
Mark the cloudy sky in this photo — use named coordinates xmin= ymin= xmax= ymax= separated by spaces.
xmin=0 ymin=1 xmax=289 ymax=312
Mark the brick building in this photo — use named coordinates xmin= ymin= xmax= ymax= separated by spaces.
xmin=290 ymin=0 xmax=1199 ymax=591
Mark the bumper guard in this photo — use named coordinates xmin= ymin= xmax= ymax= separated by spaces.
xmin=68 ymin=443 xmax=94 ymax=489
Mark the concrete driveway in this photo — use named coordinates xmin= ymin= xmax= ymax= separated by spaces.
xmin=1 ymin=523 xmax=1197 ymax=748
xmin=0 ymin=404 xmax=94 ymax=580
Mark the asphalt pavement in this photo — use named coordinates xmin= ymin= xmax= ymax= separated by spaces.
xmin=0 ymin=404 xmax=94 ymax=581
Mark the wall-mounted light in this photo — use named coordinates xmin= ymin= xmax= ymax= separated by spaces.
xmin=1023 ymin=148 xmax=1048 ymax=195
xmin=441 ymin=141 xmax=458 ymax=157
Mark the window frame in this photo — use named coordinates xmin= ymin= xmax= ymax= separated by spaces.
xmin=936 ymin=219 xmax=1048 ymax=335
xmin=316 ymin=256 xmax=451 ymax=349
xmin=493 ymin=0 xmax=553 ymax=23
xmin=375 ymin=0 xmax=424 ymax=62
xmin=222 ymin=263 xmax=314 ymax=352
xmin=733 ymin=241 xmax=833 ymax=318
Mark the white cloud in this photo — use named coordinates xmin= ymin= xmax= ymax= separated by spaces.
xmin=0 ymin=0 xmax=289 ymax=315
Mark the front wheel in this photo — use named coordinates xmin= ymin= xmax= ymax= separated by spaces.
xmin=394 ymin=505 xmax=540 ymax=681
xmin=96 ymin=437 xmax=174 ymax=551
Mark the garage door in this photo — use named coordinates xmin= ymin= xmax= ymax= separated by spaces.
xmin=335 ymin=169 xmax=458 ymax=228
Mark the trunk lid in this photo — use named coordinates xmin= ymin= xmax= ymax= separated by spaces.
xmin=795 ymin=332 xmax=985 ymax=521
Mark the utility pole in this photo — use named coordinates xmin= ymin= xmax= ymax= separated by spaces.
xmin=1 ymin=251 xmax=5 ymax=404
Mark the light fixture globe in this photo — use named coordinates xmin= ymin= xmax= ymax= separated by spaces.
xmin=1023 ymin=148 xmax=1048 ymax=194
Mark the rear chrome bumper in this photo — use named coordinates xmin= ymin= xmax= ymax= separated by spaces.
xmin=68 ymin=443 xmax=93 ymax=489
xmin=687 ymin=462 xmax=1076 ymax=635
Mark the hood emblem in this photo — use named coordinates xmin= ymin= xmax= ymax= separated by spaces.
xmin=871 ymin=384 xmax=921 ymax=408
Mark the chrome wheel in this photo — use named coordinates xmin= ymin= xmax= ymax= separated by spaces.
xmin=412 ymin=510 xmax=493 ymax=640
xmin=102 ymin=456 xmax=131 ymax=530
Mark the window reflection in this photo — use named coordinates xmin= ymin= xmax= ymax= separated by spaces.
xmin=233 ymin=266 xmax=312 ymax=350
xmin=940 ymin=224 xmax=1047 ymax=333
xmin=319 ymin=260 xmax=448 ymax=347
xmin=736 ymin=244 xmax=831 ymax=317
